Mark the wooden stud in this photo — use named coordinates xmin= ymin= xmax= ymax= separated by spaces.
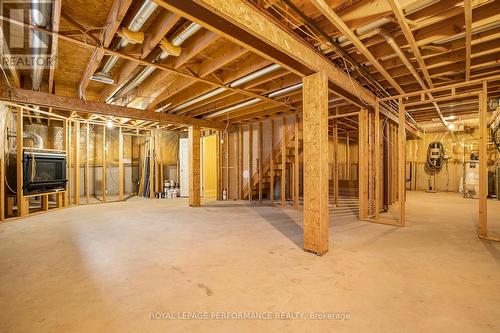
xmin=464 ymin=0 xmax=472 ymax=81
xmin=270 ymin=119 xmax=274 ymax=203
xmin=238 ymin=126 xmax=242 ymax=199
xmin=358 ymin=109 xmax=369 ymax=220
xmin=225 ymin=131 xmax=229 ymax=199
xmin=258 ymin=121 xmax=263 ymax=204
xmin=85 ymin=123 xmax=90 ymax=204
xmin=188 ymin=126 xmax=201 ymax=207
xmin=0 ymin=104 xmax=4 ymax=221
xmin=478 ymin=84 xmax=487 ymax=237
xmin=63 ymin=119 xmax=68 ymax=206
xmin=398 ymin=97 xmax=406 ymax=226
xmin=118 ymin=126 xmax=124 ymax=200
xmin=73 ymin=122 xmax=80 ymax=205
xmin=102 ymin=125 xmax=106 ymax=202
xmin=68 ymin=121 xmax=72 ymax=205
xmin=294 ymin=114 xmax=300 ymax=207
xmin=333 ymin=117 xmax=339 ymax=208
xmin=16 ymin=108 xmax=28 ymax=216
xmin=346 ymin=132 xmax=350 ymax=180
xmin=374 ymin=100 xmax=381 ymax=217
xmin=302 ymin=72 xmax=329 ymax=255
xmin=248 ymin=123 xmax=253 ymax=203
xmin=281 ymin=116 xmax=286 ymax=206
xmin=149 ymin=133 xmax=154 ymax=199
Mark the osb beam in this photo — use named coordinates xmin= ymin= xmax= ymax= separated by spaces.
xmin=78 ymin=0 xmax=133 ymax=99
xmin=0 ymin=86 xmax=230 ymax=130
xmin=154 ymin=0 xmax=375 ymax=108
xmin=303 ymin=72 xmax=329 ymax=255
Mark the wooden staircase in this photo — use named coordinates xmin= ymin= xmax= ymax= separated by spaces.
xmin=242 ymin=125 xmax=299 ymax=200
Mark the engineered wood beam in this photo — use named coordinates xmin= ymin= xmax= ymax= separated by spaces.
xmin=154 ymin=0 xmax=375 ymax=107
xmin=303 ymin=72 xmax=329 ymax=255
xmin=188 ymin=126 xmax=201 ymax=207
xmin=0 ymin=86 xmax=229 ymax=130
xmin=78 ymin=0 xmax=133 ymax=99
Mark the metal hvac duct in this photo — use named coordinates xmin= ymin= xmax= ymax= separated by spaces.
xmin=203 ymin=81 xmax=304 ymax=119
xmin=30 ymin=0 xmax=52 ymax=91
xmin=377 ymin=28 xmax=447 ymax=126
xmin=107 ymin=22 xmax=202 ymax=104
xmin=98 ymin=0 xmax=158 ymax=76
xmin=168 ymin=63 xmax=282 ymax=113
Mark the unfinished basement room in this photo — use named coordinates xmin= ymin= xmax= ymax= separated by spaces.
xmin=0 ymin=0 xmax=499 ymax=331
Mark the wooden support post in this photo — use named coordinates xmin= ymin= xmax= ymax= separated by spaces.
xmin=358 ymin=109 xmax=369 ymax=220
xmin=294 ymin=114 xmax=299 ymax=207
xmin=73 ymin=122 xmax=80 ymax=205
xmin=374 ymin=100 xmax=381 ymax=217
xmin=85 ymin=123 xmax=90 ymax=204
xmin=102 ymin=125 xmax=106 ymax=202
xmin=281 ymin=116 xmax=286 ymax=206
xmin=303 ymin=72 xmax=329 ymax=255
xmin=398 ymin=98 xmax=406 ymax=226
xmin=258 ymin=121 xmax=263 ymax=204
xmin=188 ymin=126 xmax=201 ymax=207
xmin=118 ymin=126 xmax=124 ymax=200
xmin=16 ymin=108 xmax=28 ymax=216
xmin=248 ymin=123 xmax=253 ymax=203
xmin=333 ymin=118 xmax=339 ymax=208
xmin=41 ymin=195 xmax=49 ymax=211
xmin=478 ymin=85 xmax=487 ymax=237
xmin=270 ymin=119 xmax=274 ymax=204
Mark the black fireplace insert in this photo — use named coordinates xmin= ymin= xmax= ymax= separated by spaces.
xmin=23 ymin=150 xmax=67 ymax=195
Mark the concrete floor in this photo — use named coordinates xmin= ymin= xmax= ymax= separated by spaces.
xmin=0 ymin=191 xmax=499 ymax=332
